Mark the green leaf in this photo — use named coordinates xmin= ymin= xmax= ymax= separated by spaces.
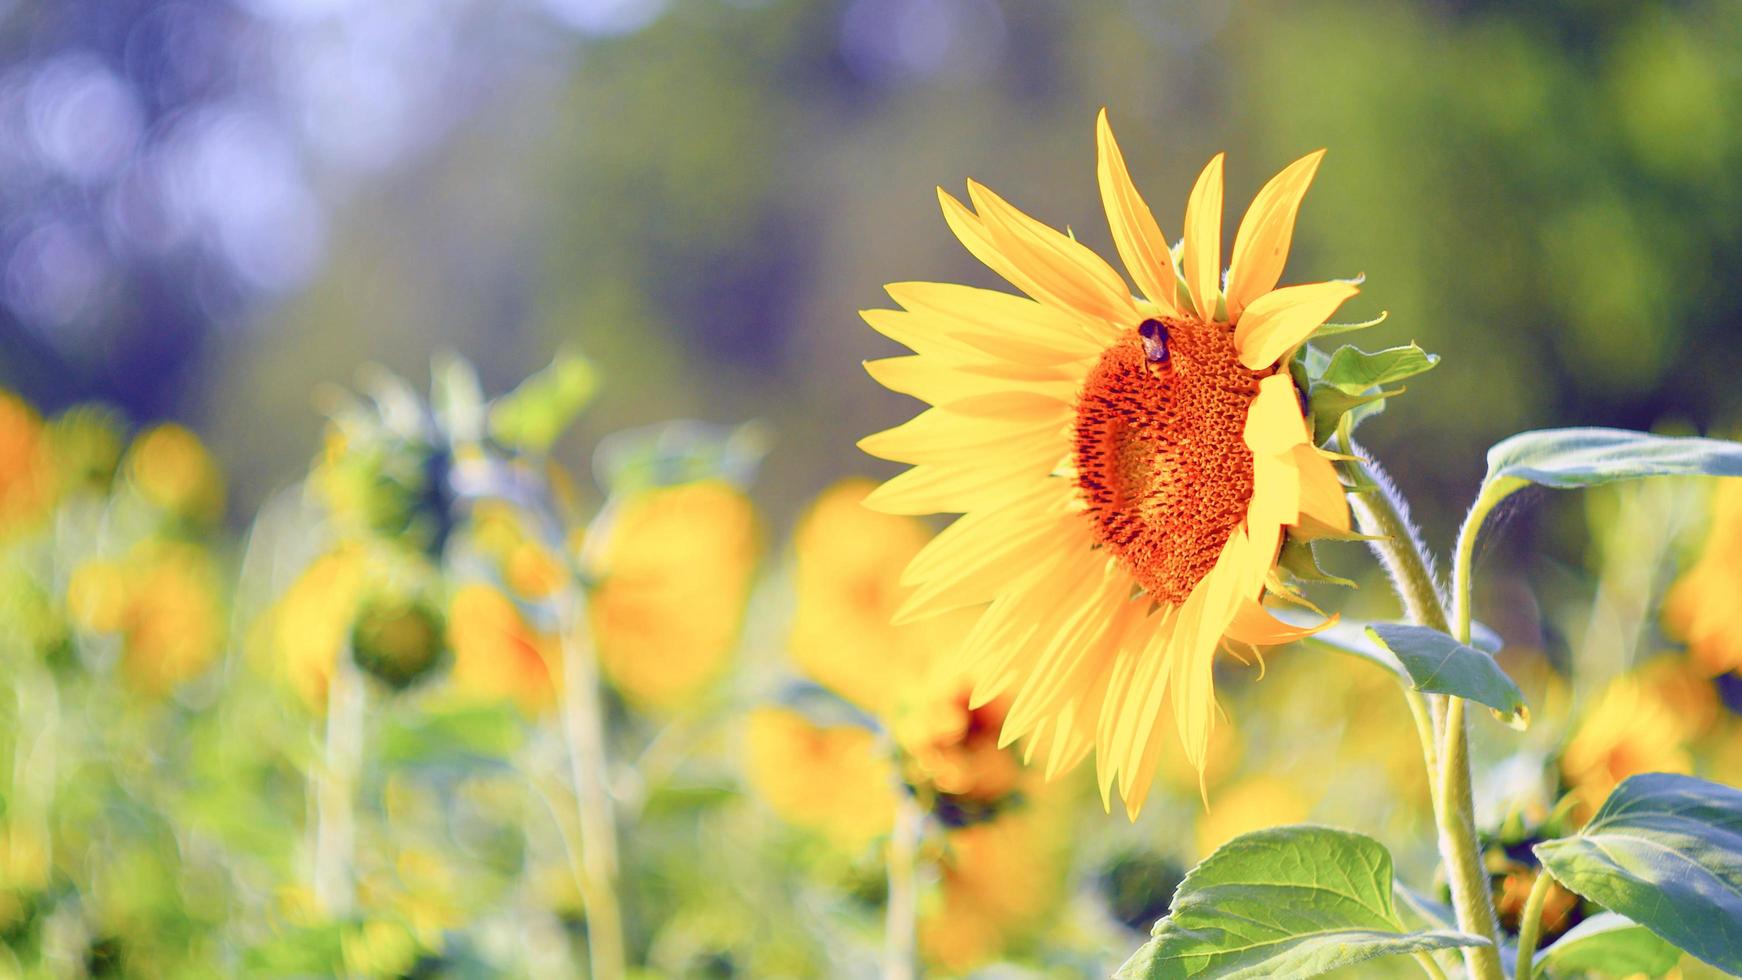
xmin=1116 ymin=825 xmax=1488 ymax=980
xmin=1278 ymin=535 xmax=1355 ymax=588
xmin=488 ymin=350 xmax=599 ymax=453
xmin=1533 ymin=912 xmax=1683 ymax=978
xmin=1309 ymin=386 xmax=1392 ymax=446
xmin=1317 ymin=344 xmax=1440 ymax=395
xmin=377 ymin=703 xmax=523 ymax=767
xmin=1367 ymin=623 xmax=1529 ymax=728
xmin=593 ymin=419 xmax=770 ymax=496
xmin=1309 ymin=309 xmax=1390 ymax=341
xmin=1296 ymin=615 xmax=1503 ymax=681
xmin=1484 ymin=428 xmax=1742 ymax=491
xmin=1534 ymin=772 xmax=1742 ymax=976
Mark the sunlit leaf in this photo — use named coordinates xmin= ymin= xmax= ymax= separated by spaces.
xmin=1116 ymin=825 xmax=1487 ymax=979
xmin=1533 ymin=912 xmax=1683 ymax=978
xmin=1479 ymin=428 xmax=1742 ymax=507
xmin=1316 ymin=343 xmax=1440 ymax=395
xmin=1367 ymin=623 xmax=1528 ymax=728
xmin=488 ymin=350 xmax=599 ymax=453
xmin=1534 ymin=773 xmax=1742 ymax=975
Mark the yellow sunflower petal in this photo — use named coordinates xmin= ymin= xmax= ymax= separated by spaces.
xmin=883 ymin=282 xmax=1106 ymax=361
xmin=1242 ymin=374 xmax=1310 ymax=457
xmin=1095 ymin=108 xmax=1179 ymax=315
xmin=862 ymin=356 xmax=1080 ymax=407
xmin=1225 ymin=149 xmax=1326 ymax=321
xmin=1232 ymin=280 xmax=1359 ymax=370
xmin=1293 ymin=444 xmax=1350 ymax=532
xmin=1180 ymin=153 xmax=1225 ymax=322
xmin=1170 ymin=529 xmax=1253 ymax=772
xmin=965 ymin=180 xmax=1136 ymax=328
xmin=1224 ymin=599 xmax=1333 ymax=646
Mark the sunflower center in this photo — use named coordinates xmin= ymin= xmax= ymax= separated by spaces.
xmin=1073 ymin=317 xmax=1262 ymax=605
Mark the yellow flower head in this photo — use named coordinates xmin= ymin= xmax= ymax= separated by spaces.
xmin=744 ymin=706 xmax=896 ymax=848
xmin=125 ymin=423 xmax=225 ymax=524
xmin=448 ymin=582 xmax=560 ymax=715
xmin=918 ymin=796 xmax=1071 ymax=973
xmin=590 ymin=481 xmax=758 ymax=711
xmin=266 ymin=546 xmax=369 ymax=709
xmin=860 ymin=110 xmax=1352 ymax=817
xmin=789 ymin=478 xmax=960 ymax=716
xmin=1665 ymin=477 xmax=1742 ymax=675
xmin=46 ymin=403 xmax=124 ymax=495
xmin=68 ymin=543 xmax=225 ymax=694
xmin=0 ymin=391 xmax=54 ymax=537
xmin=464 ymin=500 xmax=567 ymax=601
xmin=893 ymin=685 xmax=1023 ymax=813
xmin=1562 ymin=675 xmax=1691 ymax=822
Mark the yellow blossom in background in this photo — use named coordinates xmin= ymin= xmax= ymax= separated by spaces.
xmin=859 ymin=110 xmax=1353 ymax=816
xmin=448 ymin=582 xmax=560 ymax=714
xmin=790 ymin=479 xmax=981 ymax=718
xmin=918 ymin=795 xmax=1071 ymax=974
xmin=465 ymin=500 xmax=566 ymax=601
xmin=893 ymin=685 xmax=1022 ymax=806
xmin=68 ymin=543 xmax=224 ymax=694
xmin=744 ymin=707 xmax=895 ymax=848
xmin=590 ymin=481 xmax=758 ymax=711
xmin=1193 ymin=774 xmax=1314 ymax=859
xmin=126 ymin=423 xmax=225 ymax=524
xmin=1664 ymin=478 xmax=1742 ymax=675
xmin=264 ymin=546 xmax=368 ymax=709
xmin=0 ymin=391 xmax=54 ymax=537
xmin=1562 ymin=675 xmax=1692 ymax=821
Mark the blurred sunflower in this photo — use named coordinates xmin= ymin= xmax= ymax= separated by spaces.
xmin=125 ymin=423 xmax=225 ymax=525
xmin=1664 ymin=477 xmax=1742 ymax=675
xmin=917 ymin=794 xmax=1071 ymax=974
xmin=263 ymin=546 xmax=369 ymax=709
xmin=448 ymin=582 xmax=560 ymax=715
xmin=1561 ymin=675 xmax=1691 ymax=821
xmin=0 ymin=391 xmax=54 ymax=537
xmin=861 ymin=110 xmax=1351 ymax=815
xmin=790 ymin=479 xmax=975 ymax=717
xmin=744 ymin=707 xmax=897 ymax=848
xmin=68 ymin=542 xmax=225 ymax=694
xmin=590 ymin=480 xmax=758 ymax=711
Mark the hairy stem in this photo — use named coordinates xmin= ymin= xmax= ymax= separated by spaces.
xmin=1345 ymin=445 xmax=1504 ymax=980
xmin=557 ymin=589 xmax=626 ymax=980
xmin=1512 ymin=868 xmax=1557 ymax=980
xmin=883 ymin=791 xmax=922 ymax=980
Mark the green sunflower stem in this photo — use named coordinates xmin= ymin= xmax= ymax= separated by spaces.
xmin=556 ymin=585 xmax=626 ymax=980
xmin=1343 ymin=443 xmax=1505 ymax=980
xmin=312 ymin=641 xmax=365 ymax=917
xmin=1512 ymin=867 xmax=1557 ymax=980
xmin=883 ymin=790 xmax=923 ymax=980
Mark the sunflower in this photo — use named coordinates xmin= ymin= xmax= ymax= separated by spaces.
xmin=860 ymin=110 xmax=1352 ymax=816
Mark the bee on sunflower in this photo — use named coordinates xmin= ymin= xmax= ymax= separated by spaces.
xmin=861 ymin=110 xmax=1355 ymax=816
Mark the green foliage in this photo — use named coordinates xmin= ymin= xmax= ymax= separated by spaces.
xmin=1532 ymin=913 xmax=1682 ymax=979
xmin=1296 ymin=343 xmax=1438 ymax=445
xmin=490 ymin=351 xmax=600 ymax=454
xmin=1478 ymin=428 xmax=1742 ymax=505
xmin=1116 ymin=826 xmax=1486 ymax=980
xmin=1367 ymin=623 xmax=1529 ymax=728
xmin=1534 ymin=773 xmax=1742 ymax=976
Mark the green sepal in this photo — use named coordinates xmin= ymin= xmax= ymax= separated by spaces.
xmin=1296 ymin=342 xmax=1439 ymax=446
xmin=488 ymin=349 xmax=600 ymax=454
xmin=1278 ymin=535 xmax=1355 ymax=589
xmin=1309 ymin=309 xmax=1390 ymax=341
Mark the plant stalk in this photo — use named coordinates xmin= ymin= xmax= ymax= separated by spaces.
xmin=1512 ymin=868 xmax=1557 ymax=980
xmin=884 ymin=790 xmax=923 ymax=980
xmin=556 ymin=588 xmax=626 ymax=980
xmin=1345 ymin=445 xmax=1504 ymax=980
xmin=313 ymin=644 xmax=365 ymax=916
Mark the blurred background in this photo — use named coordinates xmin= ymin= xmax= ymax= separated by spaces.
xmin=4 ymin=0 xmax=1741 ymax=537
xmin=3 ymin=0 xmax=1742 ymax=976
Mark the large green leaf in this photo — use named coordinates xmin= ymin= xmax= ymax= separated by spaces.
xmin=1367 ymin=623 xmax=1529 ymax=728
xmin=1116 ymin=825 xmax=1487 ymax=980
xmin=1294 ymin=615 xmax=1502 ymax=678
xmin=1533 ymin=912 xmax=1683 ymax=978
xmin=1534 ymin=773 xmax=1742 ymax=975
xmin=1480 ymin=428 xmax=1742 ymax=504
xmin=1317 ymin=344 xmax=1440 ymax=395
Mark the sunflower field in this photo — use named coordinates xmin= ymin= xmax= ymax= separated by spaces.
xmin=3 ymin=1 xmax=1742 ymax=978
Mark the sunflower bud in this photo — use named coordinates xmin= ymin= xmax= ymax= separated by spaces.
xmin=350 ymin=596 xmax=446 ymax=691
